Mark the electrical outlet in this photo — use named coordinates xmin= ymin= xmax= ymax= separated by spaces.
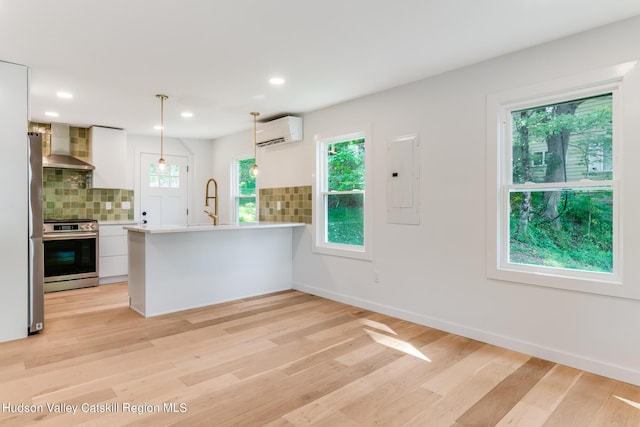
xmin=277 ymin=201 xmax=282 ymax=210
xmin=105 ymin=201 xmax=112 ymax=210
xmin=373 ymin=270 xmax=381 ymax=283
xmin=122 ymin=201 xmax=131 ymax=209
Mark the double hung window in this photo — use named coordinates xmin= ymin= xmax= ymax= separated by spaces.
xmin=232 ymin=158 xmax=256 ymax=222
xmin=315 ymin=129 xmax=372 ymax=259
xmin=486 ymin=66 xmax=627 ymax=294
xmin=508 ymin=93 xmax=615 ymax=274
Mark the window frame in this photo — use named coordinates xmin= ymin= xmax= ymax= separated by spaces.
xmin=314 ymin=126 xmax=373 ymax=260
xmin=530 ymin=150 xmax=547 ymax=167
xmin=486 ymin=64 xmax=632 ymax=297
xmin=149 ymin=162 xmax=180 ymax=188
xmin=230 ymin=156 xmax=257 ymax=223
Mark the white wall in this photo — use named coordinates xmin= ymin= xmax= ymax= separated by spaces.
xmin=211 ymin=123 xmax=313 ymax=223
xmin=211 ymin=16 xmax=640 ymax=385
xmin=127 ymin=134 xmax=213 ymax=225
xmin=0 ymin=61 xmax=28 ymax=342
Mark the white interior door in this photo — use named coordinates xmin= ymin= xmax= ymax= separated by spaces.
xmin=140 ymin=153 xmax=189 ymax=225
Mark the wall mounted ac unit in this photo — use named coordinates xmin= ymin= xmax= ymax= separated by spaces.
xmin=256 ymin=116 xmax=303 ymax=147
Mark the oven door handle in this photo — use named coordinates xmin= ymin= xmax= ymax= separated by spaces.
xmin=43 ymin=232 xmax=98 ymax=241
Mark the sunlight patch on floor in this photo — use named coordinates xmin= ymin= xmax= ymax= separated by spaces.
xmin=614 ymin=395 xmax=640 ymax=410
xmin=358 ymin=318 xmax=397 ymax=335
xmin=364 ymin=329 xmax=431 ymax=362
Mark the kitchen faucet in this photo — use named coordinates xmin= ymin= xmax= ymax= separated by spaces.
xmin=204 ymin=178 xmax=218 ymax=225
xmin=203 ymin=210 xmax=218 ymax=225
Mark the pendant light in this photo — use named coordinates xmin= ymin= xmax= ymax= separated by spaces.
xmin=249 ymin=112 xmax=260 ymax=177
xmin=156 ymin=94 xmax=168 ymax=168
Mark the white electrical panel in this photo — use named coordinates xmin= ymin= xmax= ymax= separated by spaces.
xmin=387 ymin=134 xmax=420 ymax=224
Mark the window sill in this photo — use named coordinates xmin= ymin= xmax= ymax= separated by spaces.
xmin=486 ymin=263 xmax=638 ymax=300
xmin=313 ymin=243 xmax=372 ymax=261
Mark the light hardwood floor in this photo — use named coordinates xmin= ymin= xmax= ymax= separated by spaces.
xmin=0 ymin=283 xmax=638 ymax=426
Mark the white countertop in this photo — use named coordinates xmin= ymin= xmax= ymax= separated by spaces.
xmin=124 ymin=221 xmax=306 ymax=234
xmin=99 ymin=221 xmax=138 ymax=226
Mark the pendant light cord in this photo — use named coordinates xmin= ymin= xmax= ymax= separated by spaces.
xmin=156 ymin=94 xmax=168 ymax=164
xmin=253 ymin=113 xmax=257 ymax=159
xmin=250 ymin=112 xmax=260 ymax=177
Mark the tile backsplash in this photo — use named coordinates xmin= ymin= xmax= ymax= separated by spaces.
xmin=29 ymin=122 xmax=91 ymax=161
xmin=43 ymin=168 xmax=134 ymax=221
xmin=32 ymin=122 xmax=134 ymax=222
xmin=259 ymin=186 xmax=312 ymax=224
xmin=33 ymin=122 xmax=313 ymax=224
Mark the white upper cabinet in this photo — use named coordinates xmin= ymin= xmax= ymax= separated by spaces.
xmin=90 ymin=126 xmax=130 ymax=189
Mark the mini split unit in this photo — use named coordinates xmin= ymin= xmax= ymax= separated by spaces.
xmin=256 ymin=116 xmax=303 ymax=147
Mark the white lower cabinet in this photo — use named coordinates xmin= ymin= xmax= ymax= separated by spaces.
xmin=99 ymin=223 xmax=133 ymax=284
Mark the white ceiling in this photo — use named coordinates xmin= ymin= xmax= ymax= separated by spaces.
xmin=1 ymin=1 xmax=639 ymax=139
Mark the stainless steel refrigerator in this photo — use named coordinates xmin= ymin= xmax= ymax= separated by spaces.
xmin=28 ymin=132 xmax=44 ymax=333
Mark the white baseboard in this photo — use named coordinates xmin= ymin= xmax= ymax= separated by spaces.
xmin=294 ymin=282 xmax=640 ymax=387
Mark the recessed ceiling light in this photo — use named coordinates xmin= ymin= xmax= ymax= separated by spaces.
xmin=269 ymin=77 xmax=285 ymax=86
xmin=181 ymin=112 xmax=193 ymax=118
xmin=45 ymin=111 xmax=59 ymax=117
xmin=56 ymin=91 xmax=73 ymax=99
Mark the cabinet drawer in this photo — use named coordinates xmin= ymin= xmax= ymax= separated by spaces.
xmin=99 ymin=224 xmax=128 ymax=237
xmin=99 ymin=235 xmax=127 ymax=257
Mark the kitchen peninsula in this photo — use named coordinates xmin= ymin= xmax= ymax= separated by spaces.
xmin=125 ymin=222 xmax=305 ymax=317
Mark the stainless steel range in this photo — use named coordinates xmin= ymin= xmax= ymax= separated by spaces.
xmin=43 ymin=219 xmax=99 ymax=292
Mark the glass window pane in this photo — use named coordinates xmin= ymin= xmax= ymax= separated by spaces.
xmin=238 ymin=158 xmax=256 ymax=196
xmin=327 ymin=138 xmax=365 ymax=191
xmin=531 ymin=151 xmax=545 ymax=167
xmin=149 ymin=162 xmax=181 ymax=188
xmin=509 ymin=188 xmax=613 ymax=273
xmin=326 ymin=193 xmax=364 ymax=245
xmin=511 ymin=93 xmax=612 ymax=184
xmin=238 ymin=197 xmax=256 ymax=222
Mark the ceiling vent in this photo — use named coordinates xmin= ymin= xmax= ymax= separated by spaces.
xmin=255 ymin=116 xmax=303 ymax=148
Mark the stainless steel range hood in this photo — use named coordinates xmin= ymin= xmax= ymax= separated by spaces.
xmin=42 ymin=123 xmax=95 ymax=170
